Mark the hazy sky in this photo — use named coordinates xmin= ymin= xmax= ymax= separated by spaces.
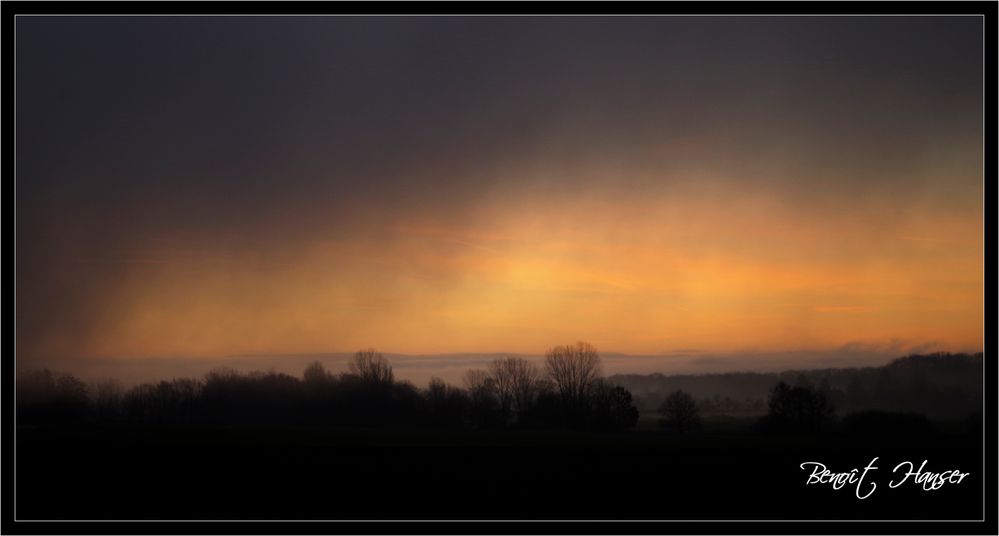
xmin=16 ymin=16 xmax=984 ymax=371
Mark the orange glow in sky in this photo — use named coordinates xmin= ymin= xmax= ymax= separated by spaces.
xmin=35 ymin=170 xmax=981 ymax=361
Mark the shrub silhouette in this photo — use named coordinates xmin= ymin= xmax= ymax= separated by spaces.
xmin=659 ymin=389 xmax=701 ymax=433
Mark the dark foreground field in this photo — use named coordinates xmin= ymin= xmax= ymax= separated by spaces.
xmin=16 ymin=422 xmax=983 ymax=521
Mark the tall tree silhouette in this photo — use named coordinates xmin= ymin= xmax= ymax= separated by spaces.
xmin=489 ymin=357 xmax=545 ymax=423
xmin=463 ymin=368 xmax=502 ymax=429
xmin=349 ymin=349 xmax=394 ymax=385
xmin=544 ymin=341 xmax=601 ymax=406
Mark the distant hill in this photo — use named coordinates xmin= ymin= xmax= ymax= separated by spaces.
xmin=608 ymin=352 xmax=984 ymax=419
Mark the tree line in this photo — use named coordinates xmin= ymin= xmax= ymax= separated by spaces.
xmin=16 ymin=342 xmax=639 ymax=432
xmin=657 ymin=379 xmax=980 ymax=438
xmin=17 ymin=347 xmax=982 ymax=437
xmin=614 ymin=352 xmax=984 ymax=419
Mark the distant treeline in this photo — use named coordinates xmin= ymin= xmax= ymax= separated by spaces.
xmin=16 ymin=342 xmax=639 ymax=432
xmin=16 ymin=350 xmax=984 ymax=436
xmin=610 ymin=352 xmax=984 ymax=419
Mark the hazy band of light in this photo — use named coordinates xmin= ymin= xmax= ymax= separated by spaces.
xmin=24 ymin=164 xmax=982 ymax=361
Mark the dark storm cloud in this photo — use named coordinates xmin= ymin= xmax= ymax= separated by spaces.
xmin=17 ymin=17 xmax=982 ymax=214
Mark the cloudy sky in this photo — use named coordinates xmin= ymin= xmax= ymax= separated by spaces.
xmin=16 ymin=16 xmax=983 ymax=376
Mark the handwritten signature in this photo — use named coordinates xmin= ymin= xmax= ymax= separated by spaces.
xmin=800 ymin=458 xmax=970 ymax=499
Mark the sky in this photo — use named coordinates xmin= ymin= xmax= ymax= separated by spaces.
xmin=16 ymin=16 xmax=984 ymax=380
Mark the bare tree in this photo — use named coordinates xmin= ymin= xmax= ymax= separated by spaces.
xmin=463 ymin=368 xmax=498 ymax=405
xmin=659 ymin=389 xmax=700 ymax=433
xmin=426 ymin=376 xmax=449 ymax=402
xmin=349 ymin=349 xmax=394 ymax=385
xmin=544 ymin=341 xmax=602 ymax=404
xmin=490 ymin=357 xmax=544 ymax=418
xmin=463 ymin=369 xmax=493 ymax=393
xmin=303 ymin=361 xmax=330 ymax=386
xmin=462 ymin=368 xmax=501 ymax=429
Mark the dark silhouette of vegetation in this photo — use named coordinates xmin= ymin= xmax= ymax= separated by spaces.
xmin=349 ymin=349 xmax=394 ymax=385
xmin=757 ymin=381 xmax=835 ymax=434
xmin=611 ymin=352 xmax=983 ymax=419
xmin=588 ymin=379 xmax=640 ymax=432
xmin=543 ymin=341 xmax=604 ymax=427
xmin=15 ymin=352 xmax=983 ymax=522
xmin=15 ymin=352 xmax=982 ymax=439
xmin=489 ymin=356 xmax=546 ymax=425
xmin=16 ymin=343 xmax=639 ymax=432
xmin=658 ymin=389 xmax=701 ymax=433
xmin=545 ymin=341 xmax=602 ymax=405
xmin=16 ymin=369 xmax=89 ymax=424
xmin=462 ymin=368 xmax=504 ymax=429
xmin=92 ymin=378 xmax=124 ymax=421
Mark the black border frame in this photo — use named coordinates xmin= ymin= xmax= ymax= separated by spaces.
xmin=3 ymin=2 xmax=995 ymax=534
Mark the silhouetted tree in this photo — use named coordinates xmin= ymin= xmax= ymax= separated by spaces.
xmin=197 ymin=368 xmax=301 ymax=424
xmin=123 ymin=377 xmax=204 ymax=423
xmin=349 ymin=349 xmax=394 ymax=385
xmin=303 ymin=361 xmax=332 ymax=386
xmin=463 ymin=369 xmax=491 ymax=392
xmin=545 ymin=341 xmax=601 ymax=406
xmin=489 ymin=357 xmax=545 ymax=424
xmin=519 ymin=390 xmax=563 ymax=430
xmin=388 ymin=379 xmax=423 ymax=425
xmin=463 ymin=369 xmax=503 ymax=429
xmin=589 ymin=380 xmax=640 ymax=432
xmin=758 ymin=381 xmax=834 ymax=434
xmin=423 ymin=377 xmax=468 ymax=428
xmin=659 ymin=389 xmax=700 ymax=433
